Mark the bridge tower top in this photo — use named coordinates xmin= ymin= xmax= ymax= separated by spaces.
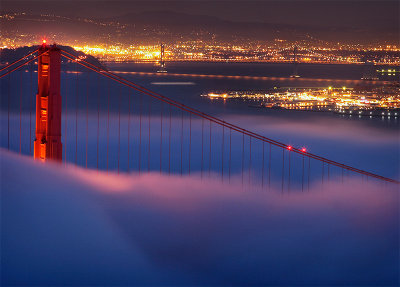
xmin=33 ymin=41 xmax=62 ymax=162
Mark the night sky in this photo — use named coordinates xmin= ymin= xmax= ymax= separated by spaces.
xmin=2 ymin=0 xmax=399 ymax=31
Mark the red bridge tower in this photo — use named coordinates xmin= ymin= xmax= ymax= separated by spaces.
xmin=34 ymin=42 xmax=62 ymax=161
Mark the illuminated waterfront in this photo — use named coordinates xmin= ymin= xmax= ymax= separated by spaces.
xmin=201 ymin=84 xmax=400 ymax=117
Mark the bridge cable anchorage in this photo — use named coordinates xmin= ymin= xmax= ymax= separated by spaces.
xmin=0 ymin=49 xmax=39 ymax=73
xmin=59 ymin=50 xmax=399 ymax=184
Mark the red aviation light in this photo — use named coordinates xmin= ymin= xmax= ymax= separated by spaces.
xmin=287 ymin=145 xmax=292 ymax=150
xmin=301 ymin=147 xmax=307 ymax=152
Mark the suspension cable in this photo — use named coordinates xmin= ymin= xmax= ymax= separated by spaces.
xmin=60 ymin=50 xmax=399 ymax=184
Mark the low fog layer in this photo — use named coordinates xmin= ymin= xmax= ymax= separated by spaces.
xmin=1 ymin=149 xmax=398 ymax=285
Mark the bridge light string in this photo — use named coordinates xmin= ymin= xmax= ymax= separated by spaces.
xmin=59 ymin=50 xmax=399 ymax=184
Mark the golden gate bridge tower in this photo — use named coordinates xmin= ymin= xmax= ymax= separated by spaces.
xmin=34 ymin=41 xmax=62 ymax=162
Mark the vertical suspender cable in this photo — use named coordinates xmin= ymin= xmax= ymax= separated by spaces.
xmin=181 ymin=110 xmax=183 ymax=175
xmin=189 ymin=114 xmax=192 ymax=175
xmin=64 ymin=68 xmax=68 ymax=165
xmin=75 ymin=61 xmax=78 ymax=165
xmin=107 ymin=80 xmax=110 ymax=171
xmin=288 ymin=150 xmax=291 ymax=192
xmin=308 ymin=157 xmax=311 ymax=191
xmin=160 ymin=102 xmax=163 ymax=173
xmin=128 ymin=89 xmax=131 ymax=172
xmin=241 ymin=133 xmax=244 ymax=186
xmin=180 ymin=110 xmax=183 ymax=175
xmin=302 ymin=154 xmax=305 ymax=192
xmin=221 ymin=124 xmax=224 ymax=181
xmin=209 ymin=121 xmax=212 ymax=176
xmin=327 ymin=164 xmax=330 ymax=181
xmin=249 ymin=136 xmax=252 ymax=185
xmin=8 ymin=73 xmax=10 ymax=150
xmin=117 ymin=86 xmax=122 ymax=172
xmin=262 ymin=142 xmax=265 ymax=188
xmin=148 ymin=97 xmax=151 ymax=172
xmin=30 ymin=61 xmax=33 ymax=155
xmin=97 ymin=74 xmax=99 ymax=171
xmin=269 ymin=143 xmax=271 ymax=189
xmin=168 ymin=105 xmax=171 ymax=174
xmin=19 ymin=70 xmax=22 ymax=154
xmin=229 ymin=128 xmax=232 ymax=182
xmin=201 ymin=118 xmax=204 ymax=178
xmin=281 ymin=149 xmax=285 ymax=192
xmin=139 ymin=93 xmax=142 ymax=174
xmin=86 ymin=70 xmax=89 ymax=168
